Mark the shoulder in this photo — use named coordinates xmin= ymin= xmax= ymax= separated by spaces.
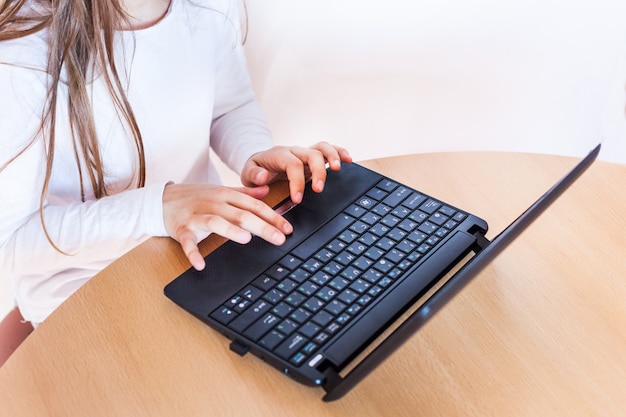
xmin=176 ymin=0 xmax=243 ymax=33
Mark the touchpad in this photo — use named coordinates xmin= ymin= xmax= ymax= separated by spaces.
xmin=281 ymin=203 xmax=328 ymax=249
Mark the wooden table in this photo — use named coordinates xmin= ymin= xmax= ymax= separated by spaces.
xmin=1 ymin=152 xmax=625 ymax=417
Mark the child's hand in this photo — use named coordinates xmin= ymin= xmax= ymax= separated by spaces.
xmin=240 ymin=141 xmax=352 ymax=204
xmin=162 ymin=183 xmax=293 ymax=271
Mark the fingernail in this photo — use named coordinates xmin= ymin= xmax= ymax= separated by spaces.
xmin=272 ymin=231 xmax=285 ymax=245
xmin=316 ymin=180 xmax=325 ymax=191
xmin=294 ymin=192 xmax=303 ymax=203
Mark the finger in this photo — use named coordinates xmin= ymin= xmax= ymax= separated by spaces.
xmin=241 ymin=163 xmax=272 ymax=187
xmin=234 ymin=184 xmax=271 ymax=200
xmin=230 ymin=194 xmax=294 ymax=238
xmin=177 ymin=230 xmax=206 ymax=271
xmin=231 ymin=186 xmax=293 ymax=235
xmin=289 ymin=146 xmax=328 ymax=194
xmin=311 ymin=141 xmax=342 ymax=171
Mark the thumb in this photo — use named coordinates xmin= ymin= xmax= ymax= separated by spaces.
xmin=241 ymin=164 xmax=271 ymax=187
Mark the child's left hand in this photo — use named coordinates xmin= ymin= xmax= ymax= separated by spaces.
xmin=240 ymin=141 xmax=352 ymax=203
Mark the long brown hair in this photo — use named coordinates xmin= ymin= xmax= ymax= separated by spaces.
xmin=0 ymin=0 xmax=146 ymax=202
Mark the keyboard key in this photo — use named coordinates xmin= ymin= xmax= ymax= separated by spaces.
xmin=398 ymin=219 xmax=418 ymax=232
xmin=429 ymin=212 xmax=447 ymax=226
xmin=276 ymin=278 xmax=297 ymax=293
xmin=311 ymin=271 xmax=332 ymax=286
xmin=391 ymin=206 xmax=411 ymax=219
xmin=385 ymin=248 xmax=405 ymax=263
xmin=387 ymin=228 xmax=407 ymax=242
xmin=314 ymin=248 xmax=335 ymax=262
xmin=349 ymin=278 xmax=371 ymax=294
xmin=298 ymin=282 xmax=319 ymax=297
xmin=244 ymin=313 xmax=279 ymax=341
xmin=284 ymin=292 xmax=306 ymax=307
xmin=314 ymin=332 xmax=330 ymax=345
xmin=312 ymin=310 xmax=334 ymax=327
xmin=210 ymin=306 xmax=237 ymax=325
xmin=240 ymin=285 xmax=264 ymax=302
xmin=271 ymin=302 xmax=293 ymax=318
xmin=396 ymin=239 xmax=416 ymax=253
xmin=361 ymin=269 xmax=383 ymax=284
xmin=360 ymin=212 xmax=381 ymax=225
xmin=326 ymin=322 xmax=342 ymax=335
xmin=383 ymin=186 xmax=410 ymax=206
xmin=337 ymin=289 xmax=359 ymax=305
xmin=289 ymin=308 xmax=312 ymax=324
xmin=275 ymin=333 xmax=307 ymax=360
xmin=252 ymin=276 xmax=276 ymax=291
xmin=372 ymin=203 xmax=392 ymax=216
xmin=303 ymin=297 xmax=325 ymax=313
xmin=300 ymin=322 xmax=321 ymax=338
xmin=439 ymin=206 xmax=456 ymax=216
xmin=376 ymin=179 xmax=398 ymax=192
xmin=279 ymin=255 xmax=301 ymax=270
xmin=332 ymin=250 xmax=356 ymax=266
xmin=363 ymin=247 xmax=384 ymax=261
xmin=276 ymin=318 xmax=299 ymax=336
xmin=354 ymin=255 xmax=375 ymax=270
xmin=302 ymin=259 xmax=323 ymax=274
xmin=345 ymin=204 xmax=367 ymax=218
xmin=225 ymin=295 xmax=243 ymax=308
xmin=347 ymin=241 xmax=368 ymax=256
xmin=366 ymin=187 xmax=388 ymax=201
xmin=370 ymin=223 xmax=390 ymax=236
xmin=324 ymin=299 xmax=346 ymax=316
xmin=373 ymin=258 xmax=393 ymax=273
xmin=326 ymin=239 xmax=347 ymax=253
xmin=340 ymin=266 xmax=361 ymax=281
xmin=453 ymin=212 xmax=467 ymax=222
xmin=338 ymin=230 xmax=359 ymax=243
xmin=381 ymin=214 xmax=400 ymax=228
xmin=288 ymin=268 xmax=311 ymax=283
xmin=410 ymin=211 xmax=429 ymax=223
xmin=349 ymin=221 xmax=369 ymax=234
xmin=324 ymin=261 xmax=345 ymax=275
xmin=328 ymin=277 xmax=350 ymax=291
xmin=232 ymin=299 xmax=251 ymax=313
xmin=402 ymin=192 xmax=427 ymax=209
xmin=263 ymin=288 xmax=284 ymax=304
xmin=418 ymin=221 xmax=438 ymax=235
xmin=259 ymin=330 xmax=285 ymax=350
xmin=291 ymin=352 xmax=308 ymax=366
xmin=358 ymin=232 xmax=378 ymax=246
xmin=357 ymin=197 xmax=376 ymax=210
xmin=265 ymin=264 xmax=290 ymax=280
xmin=420 ymin=199 xmax=441 ymax=214
xmin=229 ymin=300 xmax=271 ymax=333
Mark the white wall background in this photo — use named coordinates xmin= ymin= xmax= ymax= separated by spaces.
xmin=238 ymin=0 xmax=626 ymax=169
xmin=3 ymin=0 xmax=625 ymax=320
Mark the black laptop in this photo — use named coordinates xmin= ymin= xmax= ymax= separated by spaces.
xmin=164 ymin=144 xmax=600 ymax=401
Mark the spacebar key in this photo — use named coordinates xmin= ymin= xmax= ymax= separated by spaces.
xmin=291 ymin=213 xmax=354 ymax=259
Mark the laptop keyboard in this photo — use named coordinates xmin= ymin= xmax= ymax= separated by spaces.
xmin=210 ymin=178 xmax=467 ymax=367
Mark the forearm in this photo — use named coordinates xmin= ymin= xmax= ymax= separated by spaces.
xmin=0 ymin=182 xmax=169 ymax=276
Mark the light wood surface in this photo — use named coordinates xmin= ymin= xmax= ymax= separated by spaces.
xmin=1 ymin=152 xmax=625 ymax=417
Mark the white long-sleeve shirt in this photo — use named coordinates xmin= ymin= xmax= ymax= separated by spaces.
xmin=0 ymin=0 xmax=273 ymax=324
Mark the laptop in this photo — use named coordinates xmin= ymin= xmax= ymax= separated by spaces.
xmin=164 ymin=144 xmax=600 ymax=401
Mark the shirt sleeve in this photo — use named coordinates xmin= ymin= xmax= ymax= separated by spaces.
xmin=0 ymin=63 xmax=169 ymax=277
xmin=209 ymin=1 xmax=274 ymax=175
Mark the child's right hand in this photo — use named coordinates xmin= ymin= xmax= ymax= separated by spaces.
xmin=162 ymin=183 xmax=293 ymax=271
